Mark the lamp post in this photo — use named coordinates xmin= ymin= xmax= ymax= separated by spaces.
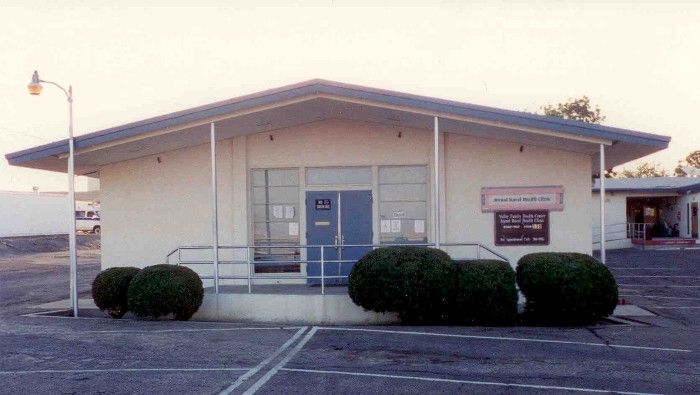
xmin=28 ymin=70 xmax=78 ymax=317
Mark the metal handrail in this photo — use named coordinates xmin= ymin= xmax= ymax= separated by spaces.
xmin=591 ymin=222 xmax=655 ymax=241
xmin=165 ymin=242 xmax=509 ymax=295
xmin=628 ymin=222 xmax=653 ymax=240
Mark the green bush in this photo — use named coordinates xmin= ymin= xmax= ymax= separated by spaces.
xmin=452 ymin=260 xmax=517 ymax=325
xmin=516 ymin=253 xmax=618 ymax=325
xmin=92 ymin=267 xmax=141 ymax=318
xmin=127 ymin=264 xmax=204 ymax=320
xmin=349 ymin=246 xmax=456 ymax=324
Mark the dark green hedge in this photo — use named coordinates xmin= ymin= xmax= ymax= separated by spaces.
xmin=452 ymin=260 xmax=517 ymax=325
xmin=92 ymin=267 xmax=141 ymax=318
xmin=349 ymin=246 xmax=456 ymax=324
xmin=516 ymin=252 xmax=618 ymax=325
xmin=127 ymin=264 xmax=204 ymax=320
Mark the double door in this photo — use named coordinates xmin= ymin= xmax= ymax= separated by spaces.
xmin=306 ymin=190 xmax=372 ymax=285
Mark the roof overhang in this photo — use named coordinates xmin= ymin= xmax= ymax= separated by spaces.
xmin=592 ymin=177 xmax=700 ymax=195
xmin=6 ymin=79 xmax=671 ymax=177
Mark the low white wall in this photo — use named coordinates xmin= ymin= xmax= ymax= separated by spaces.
xmin=0 ymin=192 xmax=67 ymax=237
xmin=192 ymin=293 xmax=399 ymax=324
xmin=590 ymin=192 xmax=631 ymax=250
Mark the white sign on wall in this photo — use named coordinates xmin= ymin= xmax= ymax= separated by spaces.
xmin=380 ymin=220 xmax=391 ymax=233
xmin=481 ymin=186 xmax=564 ymax=212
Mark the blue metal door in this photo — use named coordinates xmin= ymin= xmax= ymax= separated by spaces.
xmin=338 ymin=190 xmax=373 ymax=284
xmin=306 ymin=190 xmax=372 ymax=285
xmin=306 ymin=192 xmax=339 ymax=285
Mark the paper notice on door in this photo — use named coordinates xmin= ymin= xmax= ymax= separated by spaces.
xmin=284 ymin=206 xmax=295 ymax=219
xmin=390 ymin=220 xmax=401 ymax=233
xmin=380 ymin=220 xmax=391 ymax=233
xmin=272 ymin=205 xmax=284 ymax=219
xmin=414 ymin=219 xmax=425 ymax=234
xmin=288 ymin=222 xmax=299 ymax=236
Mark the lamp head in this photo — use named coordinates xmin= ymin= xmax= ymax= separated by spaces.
xmin=27 ymin=70 xmax=43 ymax=95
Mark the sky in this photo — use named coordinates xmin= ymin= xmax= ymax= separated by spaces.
xmin=1 ymin=1 xmax=698 ymax=192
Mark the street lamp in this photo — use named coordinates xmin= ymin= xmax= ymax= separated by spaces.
xmin=27 ymin=70 xmax=78 ymax=318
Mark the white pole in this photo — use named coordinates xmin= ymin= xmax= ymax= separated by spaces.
xmin=433 ymin=116 xmax=440 ymax=249
xmin=211 ymin=122 xmax=220 ymax=293
xmin=67 ymin=86 xmax=78 ymax=318
xmin=599 ymin=143 xmax=606 ymax=265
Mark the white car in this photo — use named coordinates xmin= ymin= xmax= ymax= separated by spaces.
xmin=75 ymin=210 xmax=101 ymax=234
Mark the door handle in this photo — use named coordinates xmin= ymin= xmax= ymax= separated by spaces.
xmin=341 ymin=234 xmax=345 ymax=250
xmin=334 ymin=235 xmax=340 ymax=250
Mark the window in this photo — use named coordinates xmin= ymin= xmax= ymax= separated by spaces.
xmin=306 ymin=167 xmax=371 ymax=186
xmin=251 ymin=169 xmax=300 ymax=273
xmin=378 ymin=166 xmax=428 ymax=244
xmin=75 ymin=211 xmax=86 ymax=218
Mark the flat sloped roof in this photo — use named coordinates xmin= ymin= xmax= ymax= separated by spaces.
xmin=6 ymin=79 xmax=671 ymax=173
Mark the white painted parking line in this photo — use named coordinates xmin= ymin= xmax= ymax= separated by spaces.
xmin=643 ymin=295 xmax=700 ymax=301
xmin=609 ymin=267 xmax=680 ymax=271
xmin=279 ymin=367 xmax=660 ymax=395
xmin=616 ymin=275 xmax=700 ymax=279
xmin=21 ymin=309 xmax=69 ymax=316
xmin=83 ymin=327 xmax=302 ymax=334
xmin=319 ymin=327 xmax=691 ymax=353
xmin=217 ymin=326 xmax=308 ymax=395
xmin=20 ymin=312 xmax=133 ymax=321
xmin=242 ymin=326 xmax=319 ymax=395
xmin=0 ymin=367 xmax=252 ymax=375
xmin=653 ymin=306 xmax=700 ymax=310
xmin=617 ymin=284 xmax=700 ymax=288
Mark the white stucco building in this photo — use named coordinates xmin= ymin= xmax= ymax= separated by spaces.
xmin=592 ymin=177 xmax=700 ymax=249
xmin=6 ymin=80 xmax=671 ymax=322
xmin=0 ymin=190 xmax=100 ymax=238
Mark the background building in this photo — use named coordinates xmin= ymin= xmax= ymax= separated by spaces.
xmin=592 ymin=177 xmax=700 ymax=249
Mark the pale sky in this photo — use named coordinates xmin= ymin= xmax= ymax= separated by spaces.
xmin=1 ymin=1 xmax=698 ymax=192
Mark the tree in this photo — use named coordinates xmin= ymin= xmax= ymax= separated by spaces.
xmin=674 ymin=150 xmax=700 ymax=177
xmin=540 ymin=96 xmax=606 ymax=124
xmin=618 ymin=162 xmax=669 ymax=178
xmin=540 ymin=96 xmax=613 ymax=177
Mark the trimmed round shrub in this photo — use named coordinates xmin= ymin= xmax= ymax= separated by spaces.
xmin=127 ymin=264 xmax=204 ymax=320
xmin=349 ymin=246 xmax=456 ymax=324
xmin=516 ymin=253 xmax=618 ymax=325
xmin=452 ymin=260 xmax=517 ymax=325
xmin=92 ymin=267 xmax=141 ymax=318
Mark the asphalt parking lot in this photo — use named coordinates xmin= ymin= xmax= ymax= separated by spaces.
xmin=0 ymin=248 xmax=698 ymax=394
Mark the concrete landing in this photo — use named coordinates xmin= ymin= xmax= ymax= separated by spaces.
xmin=612 ymin=304 xmax=655 ymax=317
xmin=192 ymin=293 xmax=399 ymax=324
xmin=33 ymin=294 xmax=399 ymax=325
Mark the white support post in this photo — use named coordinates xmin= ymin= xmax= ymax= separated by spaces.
xmin=320 ymin=246 xmax=325 ymax=295
xmin=433 ymin=116 xmax=440 ymax=249
xmin=67 ymin=86 xmax=78 ymax=318
xmin=599 ymin=144 xmax=606 ymax=265
xmin=210 ymin=122 xmax=220 ymax=293
xmin=433 ymin=117 xmax=440 ymax=248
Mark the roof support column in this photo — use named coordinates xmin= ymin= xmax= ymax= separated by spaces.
xmin=433 ymin=116 xmax=440 ymax=249
xmin=599 ymin=143 xmax=606 ymax=265
xmin=210 ymin=122 xmax=220 ymax=293
xmin=68 ymin=97 xmax=78 ymax=318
